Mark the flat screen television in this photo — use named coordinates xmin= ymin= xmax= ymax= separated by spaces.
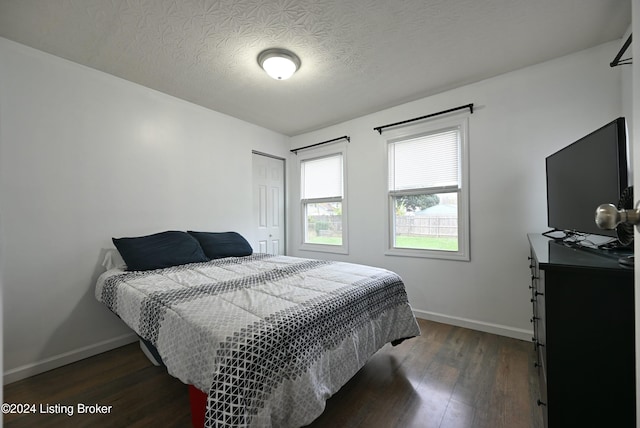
xmin=546 ymin=117 xmax=628 ymax=238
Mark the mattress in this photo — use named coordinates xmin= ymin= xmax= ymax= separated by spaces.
xmin=95 ymin=253 xmax=420 ymax=427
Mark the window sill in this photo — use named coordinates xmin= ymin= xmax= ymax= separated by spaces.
xmin=299 ymin=243 xmax=349 ymax=255
xmin=385 ymin=247 xmax=469 ymax=261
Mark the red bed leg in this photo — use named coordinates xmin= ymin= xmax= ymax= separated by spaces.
xmin=188 ymin=385 xmax=207 ymax=428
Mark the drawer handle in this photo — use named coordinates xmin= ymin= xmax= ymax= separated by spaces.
xmin=530 ymin=316 xmax=540 ymax=323
xmin=534 ymin=361 xmax=541 ymax=368
xmin=535 ymin=291 xmax=544 ymax=296
xmin=537 ymin=399 xmax=547 ymax=407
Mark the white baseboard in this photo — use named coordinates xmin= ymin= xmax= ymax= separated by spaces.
xmin=3 ymin=333 xmax=138 ymax=385
xmin=3 ymin=313 xmax=531 ymax=385
xmin=413 ymin=309 xmax=533 ymax=342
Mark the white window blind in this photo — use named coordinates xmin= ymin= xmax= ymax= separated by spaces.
xmin=302 ymin=154 xmax=343 ymax=199
xmin=388 ymin=128 xmax=460 ymax=191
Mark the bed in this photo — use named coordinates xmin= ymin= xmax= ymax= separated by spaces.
xmin=95 ymin=231 xmax=420 ymax=428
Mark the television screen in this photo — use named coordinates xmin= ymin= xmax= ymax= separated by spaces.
xmin=546 ymin=117 xmax=628 ymax=238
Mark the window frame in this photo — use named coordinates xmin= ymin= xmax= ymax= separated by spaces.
xmin=298 ymin=144 xmax=349 ymax=254
xmin=384 ymin=116 xmax=470 ymax=261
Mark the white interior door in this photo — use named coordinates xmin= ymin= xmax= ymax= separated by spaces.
xmin=252 ymin=152 xmax=285 ymax=255
xmin=632 ymin=0 xmax=640 ymax=423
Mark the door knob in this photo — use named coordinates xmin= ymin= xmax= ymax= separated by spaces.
xmin=595 ymin=203 xmax=640 ymax=230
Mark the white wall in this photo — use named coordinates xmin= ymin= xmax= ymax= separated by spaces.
xmin=621 ymin=26 xmax=633 ymax=171
xmin=0 ymin=38 xmax=290 ymax=382
xmin=289 ymin=41 xmax=623 ymax=339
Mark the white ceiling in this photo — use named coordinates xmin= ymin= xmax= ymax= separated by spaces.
xmin=0 ymin=0 xmax=631 ymax=136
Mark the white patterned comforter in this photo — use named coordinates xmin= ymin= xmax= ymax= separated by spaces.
xmin=95 ymin=253 xmax=420 ymax=427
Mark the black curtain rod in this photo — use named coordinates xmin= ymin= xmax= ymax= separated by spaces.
xmin=610 ymin=33 xmax=632 ymax=67
xmin=290 ymin=135 xmax=350 ymax=154
xmin=374 ymin=103 xmax=474 ymax=134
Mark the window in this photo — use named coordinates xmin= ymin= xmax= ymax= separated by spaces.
xmin=300 ymin=150 xmax=347 ymax=253
xmin=386 ymin=117 xmax=469 ymax=260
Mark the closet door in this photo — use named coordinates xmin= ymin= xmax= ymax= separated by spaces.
xmin=252 ymin=152 xmax=285 ymax=255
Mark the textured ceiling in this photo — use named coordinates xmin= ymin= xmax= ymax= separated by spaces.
xmin=0 ymin=0 xmax=631 ymax=136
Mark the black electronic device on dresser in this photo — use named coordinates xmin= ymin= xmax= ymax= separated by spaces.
xmin=528 ymin=234 xmax=635 ymax=427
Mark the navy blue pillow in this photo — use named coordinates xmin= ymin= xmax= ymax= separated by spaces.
xmin=113 ymin=231 xmax=208 ymax=271
xmin=187 ymin=231 xmax=253 ymax=259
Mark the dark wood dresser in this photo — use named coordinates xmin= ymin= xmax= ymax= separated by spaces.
xmin=528 ymin=233 xmax=635 ymax=427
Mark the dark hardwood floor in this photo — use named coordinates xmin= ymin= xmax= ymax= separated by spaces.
xmin=4 ymin=319 xmax=543 ymax=428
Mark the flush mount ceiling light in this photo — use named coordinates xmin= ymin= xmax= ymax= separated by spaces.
xmin=258 ymin=48 xmax=301 ymax=80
